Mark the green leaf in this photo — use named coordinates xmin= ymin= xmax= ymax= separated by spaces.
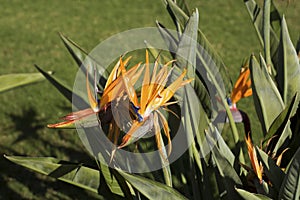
xmin=0 ymin=73 xmax=44 ymax=93
xmin=156 ymin=21 xmax=178 ymax=58
xmin=4 ymin=155 xmax=125 ymax=197
xmin=157 ymin=21 xmax=212 ymax=116
xmin=195 ymin=47 xmax=242 ymax=163
xmin=174 ymin=0 xmax=191 ymax=16
xmin=144 ymin=40 xmax=171 ymax=63
xmin=262 ymin=0 xmax=272 ymax=69
xmin=278 ymin=146 xmax=300 ymax=200
xmin=59 ymin=32 xmax=89 ymax=67
xmin=216 ymin=127 xmax=235 ymax=167
xmin=161 ymin=1 xmax=240 ymax=153
xmin=249 ymin=54 xmax=284 ymax=134
xmin=236 ymin=188 xmax=272 ymax=200
xmin=264 ymin=94 xmax=297 ymax=155
xmin=181 ymin=85 xmax=206 ymax=199
xmin=265 ymin=93 xmax=298 ymax=143
xmin=174 ymin=9 xmax=212 ymax=116
xmin=59 ymin=33 xmax=107 ymax=91
xmin=205 ymin=163 xmax=221 ymax=200
xmin=272 ymin=121 xmax=292 ymax=155
xmin=277 ymin=16 xmax=300 ymax=106
xmin=161 ymin=0 xmax=243 ymax=164
xmin=118 ymin=170 xmax=188 ymax=200
xmin=163 ymin=0 xmax=232 ymax=94
xmin=205 ymin=126 xmax=242 ymax=199
xmin=244 ymin=0 xmax=281 ymax=70
xmin=212 ymin=143 xmax=242 ymax=199
xmin=96 ymin=159 xmax=134 ymax=199
xmin=163 ymin=9 xmax=210 ymax=165
xmin=175 ymin=9 xmax=198 ymax=82
xmin=256 ymin=147 xmax=285 ymax=191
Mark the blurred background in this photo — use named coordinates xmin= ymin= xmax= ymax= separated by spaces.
xmin=0 ymin=0 xmax=299 ymax=199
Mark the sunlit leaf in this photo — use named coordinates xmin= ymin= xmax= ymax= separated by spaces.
xmin=265 ymin=93 xmax=298 ymax=143
xmin=175 ymin=9 xmax=198 ymax=81
xmin=156 ymin=21 xmax=179 ymax=58
xmin=249 ymin=54 xmax=284 ymax=134
xmin=173 ymin=0 xmax=191 ymax=16
xmin=59 ymin=33 xmax=107 ymax=90
xmin=277 ymin=16 xmax=300 ymax=107
xmin=157 ymin=20 xmax=212 ymax=116
xmin=59 ymin=32 xmax=88 ymax=67
xmin=244 ymin=0 xmax=281 ymax=71
xmin=0 ymin=73 xmax=44 ymax=93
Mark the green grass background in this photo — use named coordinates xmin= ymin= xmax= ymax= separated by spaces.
xmin=0 ymin=0 xmax=299 ymax=199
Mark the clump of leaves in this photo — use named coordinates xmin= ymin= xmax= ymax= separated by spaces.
xmin=5 ymin=0 xmax=300 ymax=199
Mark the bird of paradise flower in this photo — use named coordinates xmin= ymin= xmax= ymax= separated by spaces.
xmin=225 ymin=63 xmax=289 ymax=187
xmin=229 ymin=66 xmax=252 ymax=110
xmin=214 ymin=63 xmax=253 ymax=134
xmin=244 ymin=133 xmax=289 ymax=188
xmin=48 ymin=51 xmax=192 ymax=160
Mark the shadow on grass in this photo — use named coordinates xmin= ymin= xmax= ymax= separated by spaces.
xmin=8 ymin=108 xmax=44 ymax=145
xmin=1 ymin=107 xmax=102 ymax=199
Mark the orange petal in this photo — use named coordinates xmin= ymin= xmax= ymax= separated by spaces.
xmin=140 ymin=50 xmax=151 ymax=113
xmin=157 ymin=110 xmax=172 ymax=156
xmin=245 ymin=134 xmax=263 ymax=183
xmin=146 ymin=58 xmax=160 ymax=106
xmin=47 ymin=108 xmax=95 ymax=128
xmin=152 ymin=68 xmax=187 ymax=109
xmin=100 ymin=60 xmax=142 ymax=108
xmin=47 ymin=120 xmax=75 ymax=128
xmin=118 ymin=121 xmax=144 ymax=148
xmin=243 ymin=88 xmax=252 ymax=98
xmin=119 ymin=114 xmax=154 ymax=148
xmin=231 ymin=68 xmax=252 ymax=104
xmin=121 ymin=60 xmax=139 ymax=106
xmin=105 ymin=58 xmax=122 ymax=90
xmin=276 ymin=148 xmax=289 ymax=167
xmin=86 ymin=65 xmax=100 ymax=112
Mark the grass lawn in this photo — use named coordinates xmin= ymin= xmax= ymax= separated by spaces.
xmin=0 ymin=0 xmax=299 ymax=199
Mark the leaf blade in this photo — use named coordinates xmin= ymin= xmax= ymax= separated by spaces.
xmin=256 ymin=147 xmax=285 ymax=191
xmin=278 ymin=146 xmax=300 ymax=200
xmin=277 ymin=16 xmax=300 ymax=106
xmin=236 ymin=188 xmax=272 ymax=200
xmin=118 ymin=170 xmax=188 ymax=200
xmin=249 ymin=54 xmax=284 ymax=133
xmin=0 ymin=73 xmax=44 ymax=93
